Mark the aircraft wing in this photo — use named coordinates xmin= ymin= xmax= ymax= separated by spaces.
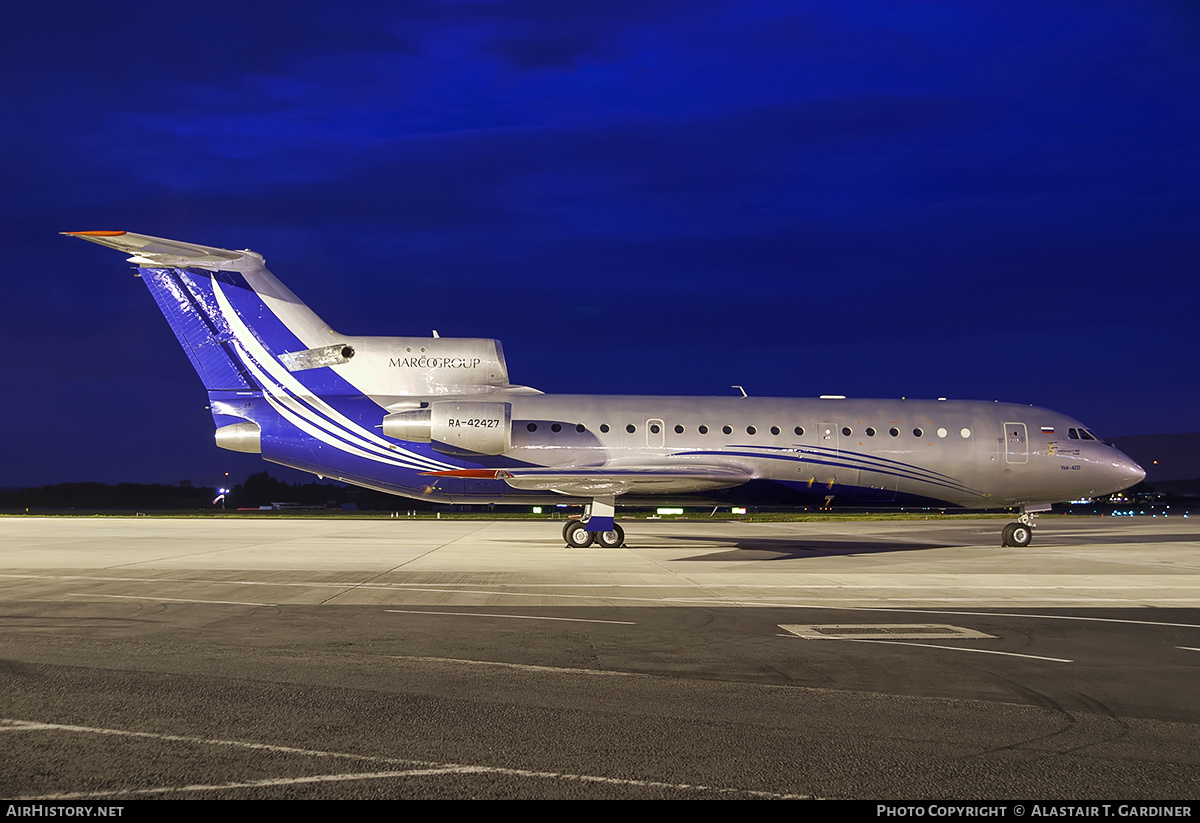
xmin=62 ymin=231 xmax=250 ymax=269
xmin=423 ymin=465 xmax=752 ymax=497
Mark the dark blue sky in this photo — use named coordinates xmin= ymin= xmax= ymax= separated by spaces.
xmin=3 ymin=1 xmax=1198 ymax=487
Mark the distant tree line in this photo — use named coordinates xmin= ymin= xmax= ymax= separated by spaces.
xmin=3 ymin=473 xmax=1189 ymax=513
xmin=0 ymin=472 xmax=435 ymax=511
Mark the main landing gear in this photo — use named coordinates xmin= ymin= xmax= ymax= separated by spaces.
xmin=562 ymin=496 xmax=625 ymax=548
xmin=563 ymin=519 xmax=625 ymax=548
xmin=1001 ymin=509 xmax=1040 ymax=547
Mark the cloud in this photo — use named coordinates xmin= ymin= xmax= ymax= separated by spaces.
xmin=488 ymin=32 xmax=598 ymax=70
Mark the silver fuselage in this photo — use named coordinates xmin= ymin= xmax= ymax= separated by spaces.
xmin=66 ymin=230 xmax=1146 ymax=513
xmin=365 ymin=393 xmax=1143 ymax=508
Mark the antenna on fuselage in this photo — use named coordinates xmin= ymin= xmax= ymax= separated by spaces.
xmin=732 ymin=385 xmax=747 ymax=397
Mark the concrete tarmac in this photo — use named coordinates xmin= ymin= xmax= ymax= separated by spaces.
xmin=1 ymin=515 xmax=1198 ymax=799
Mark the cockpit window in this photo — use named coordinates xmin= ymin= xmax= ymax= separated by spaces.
xmin=1068 ymin=428 xmax=1079 ymax=440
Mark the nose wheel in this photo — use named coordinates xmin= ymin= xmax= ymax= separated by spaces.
xmin=1001 ymin=521 xmax=1032 ymax=547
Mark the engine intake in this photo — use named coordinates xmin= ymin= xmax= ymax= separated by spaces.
xmin=383 ymin=401 xmax=512 ymax=456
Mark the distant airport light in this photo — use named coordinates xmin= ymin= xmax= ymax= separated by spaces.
xmin=532 ymin=506 xmax=542 ymax=514
xmin=657 ymin=507 xmax=683 ymax=515
xmin=731 ymin=507 xmax=747 ymax=514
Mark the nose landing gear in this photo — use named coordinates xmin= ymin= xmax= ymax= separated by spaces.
xmin=1001 ymin=521 xmax=1033 ymax=547
xmin=1001 ymin=508 xmax=1042 ymax=547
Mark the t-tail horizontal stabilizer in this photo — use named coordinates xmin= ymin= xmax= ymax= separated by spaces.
xmin=62 ymin=230 xmax=252 ymax=269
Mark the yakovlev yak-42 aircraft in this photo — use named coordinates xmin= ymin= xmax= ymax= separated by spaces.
xmin=67 ymin=231 xmax=1146 ymax=549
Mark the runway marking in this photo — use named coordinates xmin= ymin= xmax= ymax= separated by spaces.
xmin=672 ymin=598 xmax=1200 ymax=629
xmin=11 ymin=571 xmax=1200 ymax=596
xmin=780 ymin=623 xmax=994 ymax=640
xmin=831 ymin=606 xmax=1200 ymax=630
xmin=388 ymin=655 xmax=642 ymax=676
xmin=385 ymin=609 xmax=635 ymax=625
xmin=1178 ymin=647 xmax=1200 ymax=653
xmin=1 ymin=718 xmax=807 ymax=800
xmin=66 ymin=593 xmax=275 ymax=607
xmin=7 ymin=574 xmax=1200 ymax=625
xmin=32 ymin=768 xmax=500 ymax=796
xmin=777 ymin=634 xmax=1073 ymax=662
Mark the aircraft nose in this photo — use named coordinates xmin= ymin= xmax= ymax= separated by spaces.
xmin=1108 ymin=451 xmax=1145 ymax=490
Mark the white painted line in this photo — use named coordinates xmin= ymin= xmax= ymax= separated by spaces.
xmin=384 ymin=609 xmax=634 ymax=625
xmin=778 ymin=634 xmax=1072 ymax=662
xmin=3 ymin=718 xmax=809 ymax=800
xmin=0 ymin=573 xmax=663 ymax=604
xmin=373 ymin=586 xmax=653 ymax=601
xmin=673 ymin=597 xmax=1200 ymax=629
xmin=25 ymin=766 xmax=812 ymax=800
xmin=28 ymin=768 xmax=496 ymax=797
xmin=66 ymin=593 xmax=275 ymax=607
xmin=780 ymin=623 xmax=994 ymax=640
xmin=388 ymin=655 xmax=642 ymax=676
xmin=11 ymin=574 xmax=1200 ymax=627
xmin=1177 ymin=647 xmax=1200 ymax=653
xmin=839 ymin=606 xmax=1200 ymax=630
xmin=10 ymin=572 xmax=1191 ymax=600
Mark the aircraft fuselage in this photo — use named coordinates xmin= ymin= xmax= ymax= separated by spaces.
xmin=215 ymin=387 xmax=1141 ymax=510
xmin=66 ymin=230 xmax=1146 ymax=545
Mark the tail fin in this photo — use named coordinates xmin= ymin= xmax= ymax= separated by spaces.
xmin=67 ymin=230 xmax=527 ymax=400
xmin=63 ymin=231 xmax=339 ymax=393
xmin=67 ymin=231 xmax=521 ymax=476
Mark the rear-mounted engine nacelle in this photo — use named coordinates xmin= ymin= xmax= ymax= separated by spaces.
xmin=383 ymin=401 xmax=512 ymax=456
xmin=214 ymin=421 xmax=261 ymax=453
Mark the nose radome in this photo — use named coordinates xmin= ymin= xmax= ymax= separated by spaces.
xmin=1113 ymin=454 xmax=1146 ymax=488
xmin=1126 ymin=459 xmax=1147 ymax=486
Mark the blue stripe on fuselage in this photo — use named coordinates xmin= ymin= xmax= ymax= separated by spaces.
xmin=671 ymin=449 xmax=976 ymax=496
